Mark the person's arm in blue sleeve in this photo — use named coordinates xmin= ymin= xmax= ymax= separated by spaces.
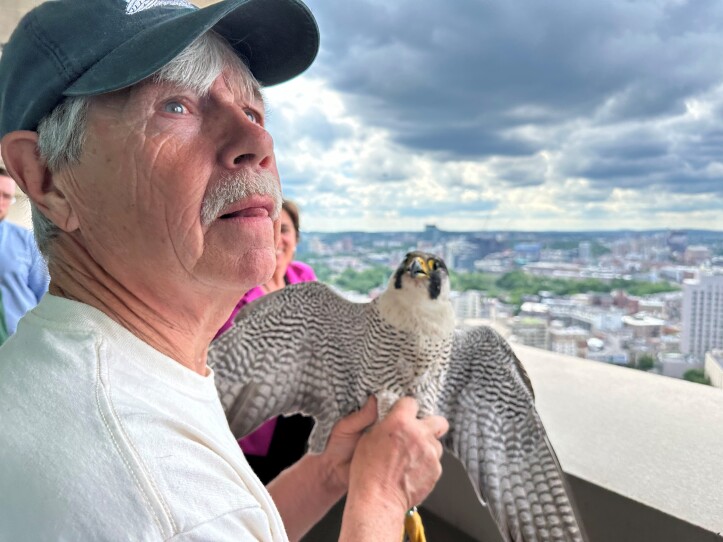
xmin=26 ymin=239 xmax=49 ymax=302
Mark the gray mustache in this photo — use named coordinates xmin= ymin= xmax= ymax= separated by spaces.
xmin=201 ymin=170 xmax=282 ymax=226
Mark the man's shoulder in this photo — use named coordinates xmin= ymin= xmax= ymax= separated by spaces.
xmin=0 ymin=219 xmax=32 ymax=235
xmin=0 ymin=219 xmax=35 ymax=248
xmin=0 ymin=311 xmax=163 ymax=538
xmin=0 ymin=321 xmax=251 ymax=540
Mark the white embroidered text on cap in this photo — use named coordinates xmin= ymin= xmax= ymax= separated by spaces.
xmin=125 ymin=0 xmax=193 ymax=15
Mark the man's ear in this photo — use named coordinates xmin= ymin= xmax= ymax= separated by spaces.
xmin=0 ymin=131 xmax=79 ymax=232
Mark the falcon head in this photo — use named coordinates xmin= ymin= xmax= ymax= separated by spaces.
xmin=377 ymin=251 xmax=454 ymax=337
xmin=393 ymin=251 xmax=449 ymax=300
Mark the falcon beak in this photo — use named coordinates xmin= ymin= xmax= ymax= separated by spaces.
xmin=408 ymin=257 xmax=429 ymax=278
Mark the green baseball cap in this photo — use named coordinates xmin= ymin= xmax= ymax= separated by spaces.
xmin=0 ymin=0 xmax=319 ymax=137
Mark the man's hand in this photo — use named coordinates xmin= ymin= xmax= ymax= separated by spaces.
xmin=350 ymin=396 xmax=448 ymax=511
xmin=269 ymin=396 xmax=448 ymax=542
xmin=317 ymin=395 xmax=380 ymax=493
xmin=266 ymin=397 xmax=379 ymax=541
xmin=340 ymin=397 xmax=449 ymax=541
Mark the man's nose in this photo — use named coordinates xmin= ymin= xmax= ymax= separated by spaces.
xmin=219 ymin=107 xmax=275 ymax=171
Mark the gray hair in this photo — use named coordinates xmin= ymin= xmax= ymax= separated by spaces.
xmin=33 ymin=31 xmax=261 ymax=257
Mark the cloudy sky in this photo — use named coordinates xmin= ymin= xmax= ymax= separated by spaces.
xmin=264 ymin=0 xmax=723 ymax=232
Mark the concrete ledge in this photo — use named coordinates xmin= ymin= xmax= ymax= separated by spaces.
xmin=515 ymin=344 xmax=723 ymax=536
xmin=423 ymin=344 xmax=723 ymax=541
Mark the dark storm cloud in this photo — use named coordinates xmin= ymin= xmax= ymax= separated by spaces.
xmin=559 ymin=121 xmax=723 ymax=195
xmin=656 ymin=171 xmax=723 ymax=195
xmin=585 ymin=139 xmax=670 ymax=162
xmin=486 ymin=156 xmax=549 ymax=188
xmin=571 ymin=156 xmax=677 ymax=182
xmin=302 ymin=0 xmax=723 ymax=199
xmin=397 ymin=125 xmax=537 ymax=159
xmin=671 ymin=125 xmax=723 ymax=177
xmin=309 ymin=0 xmax=723 ymax=124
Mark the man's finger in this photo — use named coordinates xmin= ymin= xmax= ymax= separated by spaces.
xmin=433 ymin=439 xmax=444 ymax=459
xmin=336 ymin=396 xmax=378 ymax=435
xmin=424 ymin=415 xmax=449 ymax=439
xmin=388 ymin=396 xmax=420 ymax=417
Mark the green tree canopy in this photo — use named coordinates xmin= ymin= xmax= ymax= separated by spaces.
xmin=683 ymin=369 xmax=711 ymax=386
xmin=633 ymin=354 xmax=655 ymax=371
xmin=331 ymin=266 xmax=392 ymax=294
xmin=449 ymin=270 xmax=499 ymax=293
xmin=493 ymin=271 xmax=678 ymax=301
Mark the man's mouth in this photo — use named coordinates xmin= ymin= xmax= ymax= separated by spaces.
xmin=219 ymin=207 xmax=270 ymax=219
xmin=217 ymin=196 xmax=276 ymax=221
xmin=200 ymin=168 xmax=282 ymax=226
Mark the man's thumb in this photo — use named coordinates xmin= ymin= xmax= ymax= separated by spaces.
xmin=337 ymin=395 xmax=378 ymax=435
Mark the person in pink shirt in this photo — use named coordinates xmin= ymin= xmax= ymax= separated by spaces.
xmin=216 ymin=199 xmax=317 ymax=484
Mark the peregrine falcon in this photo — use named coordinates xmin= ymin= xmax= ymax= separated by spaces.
xmin=210 ymin=251 xmax=586 ymax=542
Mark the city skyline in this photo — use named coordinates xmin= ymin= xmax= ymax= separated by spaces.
xmin=299 ymin=227 xmax=723 ymax=382
xmin=263 ymin=0 xmax=723 ymax=233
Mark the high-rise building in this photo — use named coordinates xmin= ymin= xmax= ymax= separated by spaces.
xmin=444 ymin=236 xmax=503 ymax=271
xmin=681 ymin=272 xmax=723 ymax=361
xmin=548 ymin=323 xmax=589 ymax=358
xmin=514 ymin=242 xmax=542 ymax=263
xmin=578 ymin=241 xmax=592 ymax=262
xmin=450 ymin=290 xmax=495 ymax=321
xmin=667 ymin=230 xmax=688 ymax=256
xmin=704 ymin=350 xmax=723 ymax=389
xmin=509 ymin=317 xmax=548 ymax=350
xmin=683 ymin=245 xmax=711 ymax=266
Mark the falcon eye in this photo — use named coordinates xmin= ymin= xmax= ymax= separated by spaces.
xmin=429 ymin=259 xmax=438 ymax=270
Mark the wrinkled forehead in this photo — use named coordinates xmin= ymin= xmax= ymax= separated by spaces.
xmin=86 ymin=33 xmax=266 ymax=120
xmin=222 ymin=61 xmax=265 ymax=104
xmin=103 ymin=31 xmax=265 ymax=108
xmin=152 ymin=32 xmax=264 ymax=104
xmin=125 ymin=65 xmax=265 ymax=106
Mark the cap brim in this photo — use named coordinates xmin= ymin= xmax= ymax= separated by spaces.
xmin=65 ymin=0 xmax=318 ymax=96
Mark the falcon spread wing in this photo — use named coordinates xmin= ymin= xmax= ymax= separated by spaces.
xmin=209 ymin=251 xmax=586 ymax=542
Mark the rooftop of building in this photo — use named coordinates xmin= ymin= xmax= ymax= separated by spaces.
xmin=622 ymin=313 xmax=666 ymax=326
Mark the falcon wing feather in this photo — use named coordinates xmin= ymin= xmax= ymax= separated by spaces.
xmin=208 ymin=282 xmax=367 ymax=451
xmin=438 ymin=325 xmax=586 ymax=542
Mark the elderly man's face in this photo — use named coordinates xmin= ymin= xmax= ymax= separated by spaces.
xmin=57 ymin=71 xmax=280 ymax=299
xmin=0 ymin=174 xmax=15 ymax=222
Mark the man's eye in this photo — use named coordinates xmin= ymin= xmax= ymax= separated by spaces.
xmin=245 ymin=110 xmax=259 ymax=124
xmin=163 ymin=101 xmax=187 ymax=114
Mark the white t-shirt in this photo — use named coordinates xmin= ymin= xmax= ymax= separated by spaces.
xmin=0 ymin=295 xmax=287 ymax=541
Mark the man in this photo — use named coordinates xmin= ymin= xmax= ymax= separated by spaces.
xmin=0 ymin=0 xmax=447 ymax=541
xmin=0 ymin=161 xmax=49 ymax=339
